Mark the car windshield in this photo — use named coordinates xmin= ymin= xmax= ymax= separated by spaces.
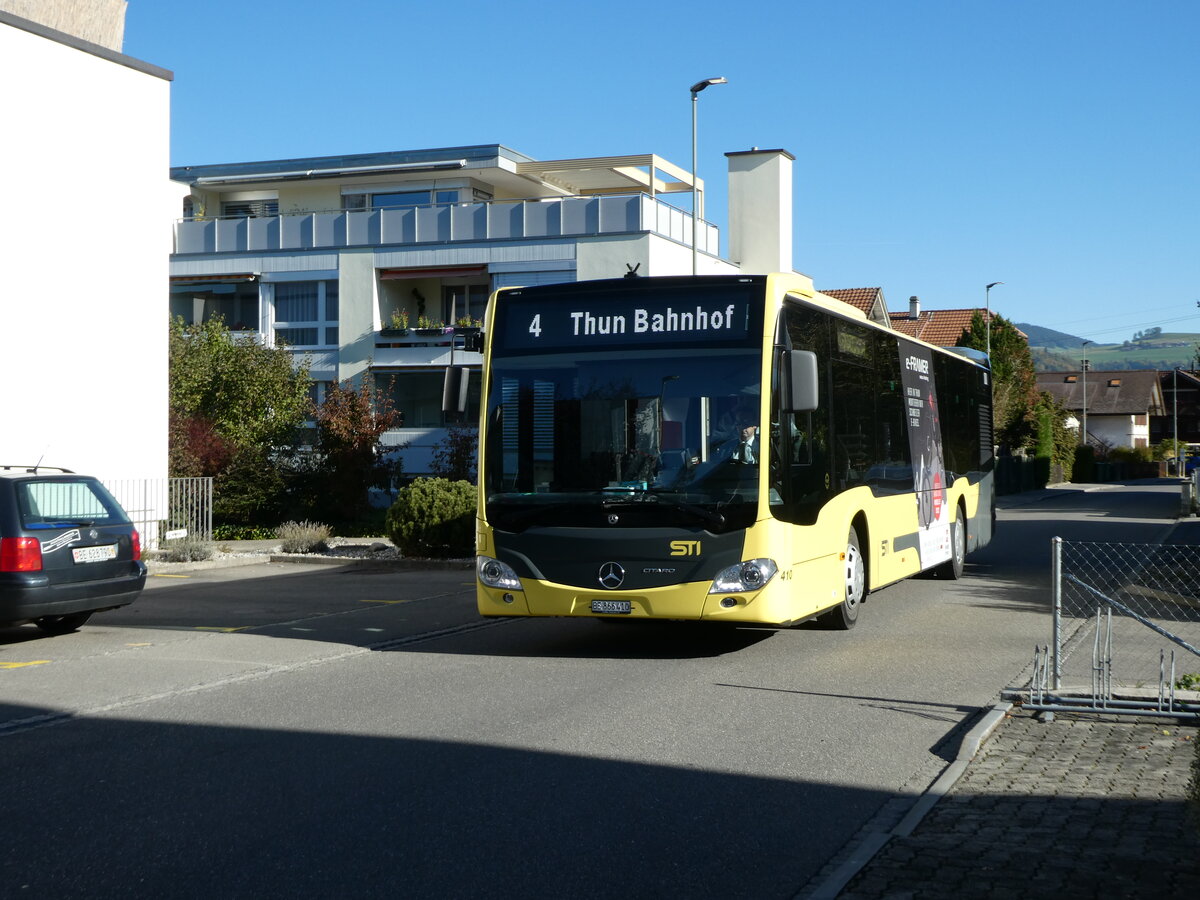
xmin=483 ymin=347 xmax=763 ymax=533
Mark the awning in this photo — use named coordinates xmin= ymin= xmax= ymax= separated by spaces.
xmin=379 ymin=265 xmax=488 ymax=281
xmin=170 ymin=274 xmax=258 ymax=284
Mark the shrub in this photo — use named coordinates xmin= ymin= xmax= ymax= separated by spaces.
xmin=1108 ymin=445 xmax=1153 ymax=464
xmin=213 ymin=524 xmax=277 ymax=541
xmin=276 ymin=520 xmax=332 ymax=554
xmin=155 ymin=536 xmax=215 ymax=563
xmin=386 ymin=478 xmax=475 ymax=558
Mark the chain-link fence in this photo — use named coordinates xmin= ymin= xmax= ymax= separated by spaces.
xmin=1016 ymin=539 xmax=1200 ymax=720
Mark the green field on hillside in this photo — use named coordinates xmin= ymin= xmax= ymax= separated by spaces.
xmin=1033 ymin=333 xmax=1200 ymax=372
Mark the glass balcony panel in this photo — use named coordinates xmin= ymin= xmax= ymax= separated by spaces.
xmin=173 ymin=194 xmax=710 ymax=254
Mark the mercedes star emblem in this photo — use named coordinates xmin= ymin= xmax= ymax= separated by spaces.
xmin=598 ymin=562 xmax=625 ymax=590
xmin=607 ymin=513 xmax=620 ymax=525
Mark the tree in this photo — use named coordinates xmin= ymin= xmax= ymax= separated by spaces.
xmin=170 ymin=317 xmax=313 ymax=453
xmin=430 ymin=422 xmax=478 ymax=483
xmin=957 ymin=311 xmax=1039 ymax=451
xmin=312 ymin=376 xmax=400 ymax=521
xmin=169 ymin=316 xmax=313 ymax=524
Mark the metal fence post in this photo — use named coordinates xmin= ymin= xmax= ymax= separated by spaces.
xmin=1051 ymin=536 xmax=1063 ymax=691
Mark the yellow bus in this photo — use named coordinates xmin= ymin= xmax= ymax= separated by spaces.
xmin=474 ymin=273 xmax=993 ymax=628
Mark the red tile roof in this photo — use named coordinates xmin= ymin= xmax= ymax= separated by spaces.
xmin=822 ymin=287 xmax=883 ymax=315
xmin=885 ymin=307 xmax=1026 ymax=347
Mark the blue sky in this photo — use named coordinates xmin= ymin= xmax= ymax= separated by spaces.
xmin=124 ymin=0 xmax=1199 ymax=342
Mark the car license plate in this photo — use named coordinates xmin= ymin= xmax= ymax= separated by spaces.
xmin=591 ymin=599 xmax=631 ymax=615
xmin=72 ymin=544 xmax=117 ymax=564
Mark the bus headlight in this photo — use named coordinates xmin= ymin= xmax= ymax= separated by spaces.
xmin=708 ymin=559 xmax=779 ymax=594
xmin=477 ymin=556 xmax=523 ymax=590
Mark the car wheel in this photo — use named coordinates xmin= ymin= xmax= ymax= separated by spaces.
xmin=817 ymin=526 xmax=864 ymax=630
xmin=35 ymin=612 xmax=93 ymax=635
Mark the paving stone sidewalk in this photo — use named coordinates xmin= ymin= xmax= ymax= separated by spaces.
xmin=836 ymin=709 xmax=1199 ymax=899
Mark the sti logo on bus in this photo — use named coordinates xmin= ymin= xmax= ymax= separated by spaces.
xmin=670 ymin=540 xmax=701 ymax=556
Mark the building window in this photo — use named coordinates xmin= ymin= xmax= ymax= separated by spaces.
xmin=342 ymin=189 xmax=460 ymax=211
xmin=442 ymin=284 xmax=489 ymax=326
xmin=274 ymin=281 xmax=338 ymax=348
xmin=221 ymin=199 xmax=279 ymax=218
xmin=169 ymin=281 xmax=258 ymax=331
xmin=384 ymin=369 xmax=480 ymax=428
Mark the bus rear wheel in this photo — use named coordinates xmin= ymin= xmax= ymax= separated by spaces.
xmin=935 ymin=507 xmax=966 ymax=580
xmin=817 ymin=526 xmax=864 ymax=630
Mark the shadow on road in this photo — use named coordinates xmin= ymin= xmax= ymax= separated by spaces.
xmin=0 ymin=699 xmax=881 ymax=898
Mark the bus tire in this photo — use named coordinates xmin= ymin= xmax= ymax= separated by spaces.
xmin=817 ymin=525 xmax=864 ymax=630
xmin=935 ymin=506 xmax=966 ymax=580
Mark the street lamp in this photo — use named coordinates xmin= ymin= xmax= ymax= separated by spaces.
xmin=691 ymin=76 xmax=727 ymax=275
xmin=985 ymin=282 xmax=1003 ymax=359
xmin=1080 ymin=340 xmax=1092 ymax=447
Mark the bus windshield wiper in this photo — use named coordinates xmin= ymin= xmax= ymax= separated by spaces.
xmin=601 ymin=488 xmax=725 ymax=527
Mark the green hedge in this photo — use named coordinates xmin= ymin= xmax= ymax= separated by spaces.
xmin=386 ymin=478 xmax=475 ymax=558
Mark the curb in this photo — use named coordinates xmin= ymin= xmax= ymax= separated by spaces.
xmin=802 ymin=701 xmax=1013 ymax=900
xmin=266 ymin=555 xmax=473 ymax=570
xmin=146 ymin=554 xmax=474 ymax=574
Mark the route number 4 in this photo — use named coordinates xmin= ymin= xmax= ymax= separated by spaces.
xmin=528 ymin=314 xmax=542 ymax=337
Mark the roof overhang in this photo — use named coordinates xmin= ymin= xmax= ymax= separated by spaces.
xmin=514 ymin=154 xmax=698 ymax=196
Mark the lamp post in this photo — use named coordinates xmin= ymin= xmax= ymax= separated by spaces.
xmin=1173 ymin=368 xmax=1179 ymax=475
xmin=984 ymin=282 xmax=1003 ymax=359
xmin=690 ymin=77 xmax=727 ymax=275
xmin=1080 ymin=340 xmax=1092 ymax=447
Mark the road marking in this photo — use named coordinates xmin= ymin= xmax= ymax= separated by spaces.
xmin=125 ymin=643 xmax=153 ymax=647
xmin=0 ymin=661 xmax=51 ymax=669
xmin=152 ymin=573 xmax=191 ymax=579
xmin=193 ymin=626 xmax=249 ymax=633
xmin=358 ymin=598 xmax=418 ymax=605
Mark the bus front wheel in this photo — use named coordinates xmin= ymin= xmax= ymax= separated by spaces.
xmin=817 ymin=526 xmax=864 ymax=630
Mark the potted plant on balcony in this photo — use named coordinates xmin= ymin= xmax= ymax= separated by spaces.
xmin=454 ymin=315 xmax=483 ymax=332
xmin=381 ymin=309 xmax=409 ymax=337
xmin=414 ymin=315 xmax=447 ymax=336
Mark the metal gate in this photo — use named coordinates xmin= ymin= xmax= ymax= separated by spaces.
xmin=103 ymin=477 xmax=213 ymax=550
xmin=1011 ymin=538 xmax=1200 ymax=720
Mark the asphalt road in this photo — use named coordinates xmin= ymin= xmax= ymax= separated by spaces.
xmin=0 ymin=481 xmax=1183 ymax=898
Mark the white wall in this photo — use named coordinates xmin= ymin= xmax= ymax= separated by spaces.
xmin=1089 ymin=415 xmax=1148 ymax=450
xmin=0 ymin=19 xmax=172 ymax=480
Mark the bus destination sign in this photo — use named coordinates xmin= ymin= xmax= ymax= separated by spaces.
xmin=497 ymin=292 xmax=754 ymax=352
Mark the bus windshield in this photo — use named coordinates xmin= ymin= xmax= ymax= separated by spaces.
xmin=484 ymin=347 xmax=762 ymax=533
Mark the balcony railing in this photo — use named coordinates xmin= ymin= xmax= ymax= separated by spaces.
xmin=173 ymin=193 xmax=719 ymax=256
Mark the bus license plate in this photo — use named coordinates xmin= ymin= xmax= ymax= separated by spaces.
xmin=72 ymin=544 xmax=117 ymax=564
xmin=591 ymin=599 xmax=631 ymax=615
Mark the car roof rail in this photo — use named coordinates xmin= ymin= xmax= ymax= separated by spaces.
xmin=0 ymin=464 xmax=76 ymax=474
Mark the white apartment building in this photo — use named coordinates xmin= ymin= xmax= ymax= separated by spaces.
xmin=169 ymin=145 xmax=796 ymax=472
xmin=1 ymin=4 xmax=172 ymax=483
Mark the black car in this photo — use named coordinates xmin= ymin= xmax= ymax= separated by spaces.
xmin=0 ymin=466 xmax=146 ymax=634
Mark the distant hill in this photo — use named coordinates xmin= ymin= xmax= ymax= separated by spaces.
xmin=1027 ymin=330 xmax=1200 ymax=373
xmin=1016 ymin=323 xmax=1088 ymax=348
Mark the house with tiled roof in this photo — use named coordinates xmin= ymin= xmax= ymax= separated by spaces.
xmin=887 ymin=296 xmax=1006 ymax=347
xmin=819 ymin=287 xmax=889 ymax=327
xmin=1037 ymin=369 xmax=1166 ymax=449
xmin=1151 ymin=369 xmax=1200 ymax=446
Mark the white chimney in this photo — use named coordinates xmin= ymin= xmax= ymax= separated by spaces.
xmin=909 ymin=295 xmax=920 ymax=318
xmin=726 ymin=148 xmax=794 ymax=274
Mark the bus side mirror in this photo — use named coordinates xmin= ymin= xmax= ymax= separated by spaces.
xmin=442 ymin=366 xmax=469 ymax=414
xmin=786 ymin=350 xmax=819 ymax=412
